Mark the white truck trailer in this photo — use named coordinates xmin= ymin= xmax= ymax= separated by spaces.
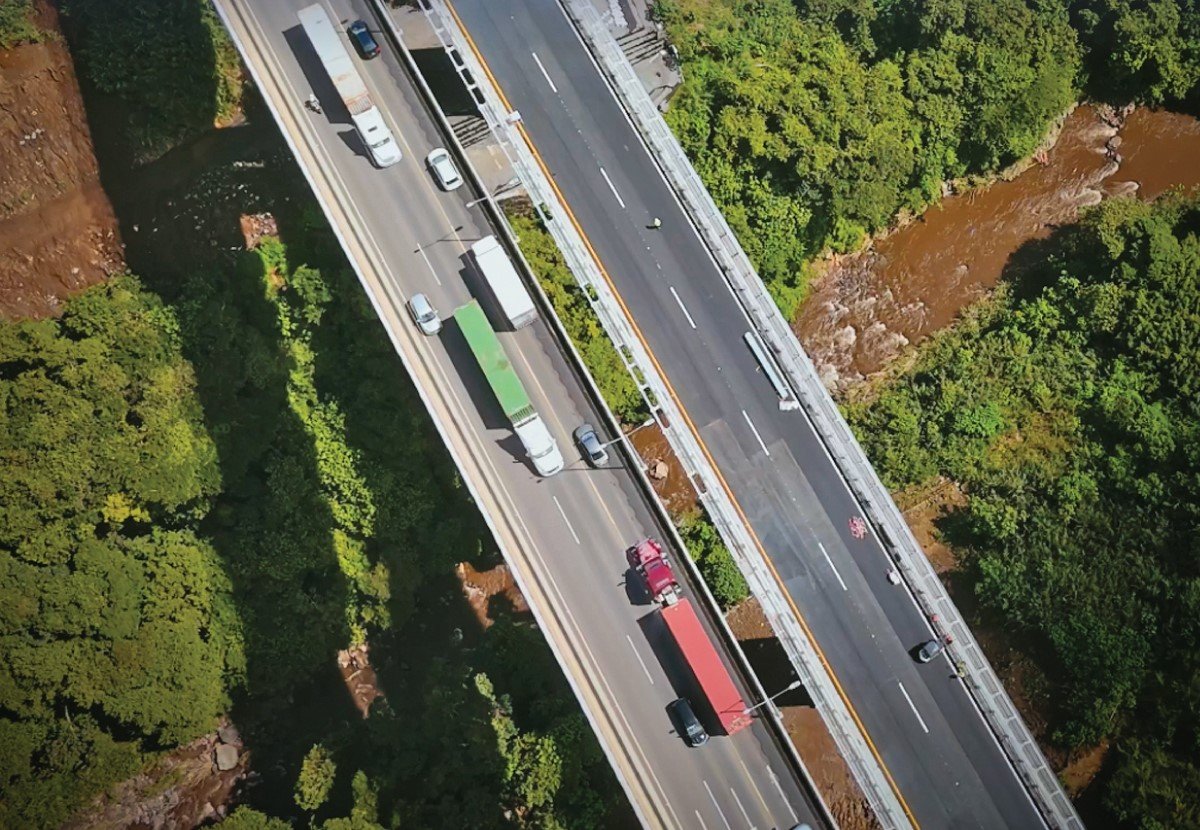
xmin=470 ymin=235 xmax=539 ymax=329
xmin=298 ymin=4 xmax=401 ymax=169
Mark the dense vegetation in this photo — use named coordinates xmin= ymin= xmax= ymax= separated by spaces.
xmin=847 ymin=194 xmax=1200 ymax=827
xmin=507 ymin=208 xmax=647 ymax=423
xmin=658 ymin=0 xmax=1200 ymax=311
xmin=0 ymin=0 xmax=44 ymax=48
xmin=63 ymin=0 xmax=243 ymax=161
xmin=0 ymin=278 xmax=239 ymax=828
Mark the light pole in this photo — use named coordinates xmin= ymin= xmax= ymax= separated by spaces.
xmin=414 ymin=225 xmax=464 ymax=254
xmin=599 ymin=417 xmax=656 ymax=450
xmin=744 ymin=679 xmax=801 ymax=716
xmin=466 ymin=175 xmax=522 ymax=209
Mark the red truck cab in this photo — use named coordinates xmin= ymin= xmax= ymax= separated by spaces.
xmin=627 ymin=538 xmax=682 ymax=606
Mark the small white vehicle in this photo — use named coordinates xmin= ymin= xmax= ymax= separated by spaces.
xmin=426 ymin=147 xmax=463 ymax=190
xmin=407 ymin=293 xmax=442 ymax=335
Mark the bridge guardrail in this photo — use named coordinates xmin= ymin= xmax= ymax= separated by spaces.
xmin=558 ymin=3 xmax=1084 ymax=828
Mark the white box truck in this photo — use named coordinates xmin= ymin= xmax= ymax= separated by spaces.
xmin=470 ymin=235 xmax=538 ymax=329
xmin=298 ymin=4 xmax=402 ymax=169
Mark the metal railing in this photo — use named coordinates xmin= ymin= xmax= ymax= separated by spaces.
xmin=558 ymin=3 xmax=1085 ymax=828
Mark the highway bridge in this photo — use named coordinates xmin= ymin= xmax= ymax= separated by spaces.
xmin=429 ymin=1 xmax=1073 ymax=826
xmin=212 ymin=0 xmax=829 ymax=827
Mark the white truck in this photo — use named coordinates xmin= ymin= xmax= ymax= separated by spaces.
xmin=470 ymin=235 xmax=539 ymax=329
xmin=298 ymin=4 xmax=401 ymax=169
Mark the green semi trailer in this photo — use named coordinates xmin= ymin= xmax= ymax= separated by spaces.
xmin=454 ymin=300 xmax=563 ymax=476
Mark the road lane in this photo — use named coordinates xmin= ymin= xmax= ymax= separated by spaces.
xmin=223 ymin=0 xmax=825 ymax=826
xmin=444 ymin=0 xmax=1047 ymax=826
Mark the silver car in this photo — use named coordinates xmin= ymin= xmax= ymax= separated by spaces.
xmin=573 ymin=423 xmax=609 ymax=466
xmin=407 ymin=293 xmax=442 ymax=335
xmin=426 ymin=147 xmax=463 ymax=191
xmin=916 ymin=638 xmax=944 ymax=663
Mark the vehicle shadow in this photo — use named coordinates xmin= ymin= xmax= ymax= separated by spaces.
xmin=281 ymin=24 xmax=370 ymax=164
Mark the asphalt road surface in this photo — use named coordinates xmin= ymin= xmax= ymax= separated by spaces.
xmin=443 ymin=0 xmax=1047 ymax=827
xmin=224 ymin=0 xmax=826 ymax=827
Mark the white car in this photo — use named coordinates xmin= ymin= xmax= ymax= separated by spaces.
xmin=426 ymin=147 xmax=463 ymax=190
xmin=407 ymin=293 xmax=442 ymax=335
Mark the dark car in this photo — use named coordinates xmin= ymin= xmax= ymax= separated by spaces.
xmin=916 ymin=638 xmax=944 ymax=663
xmin=348 ymin=20 xmax=381 ymax=59
xmin=573 ymin=423 xmax=609 ymax=467
xmin=667 ymin=698 xmax=708 ymax=747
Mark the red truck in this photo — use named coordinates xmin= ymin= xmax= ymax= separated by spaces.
xmin=661 ymin=598 xmax=752 ymax=735
xmin=626 ymin=538 xmax=683 ymax=606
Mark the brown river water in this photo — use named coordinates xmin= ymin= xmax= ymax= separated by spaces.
xmin=796 ymin=105 xmax=1200 ymax=392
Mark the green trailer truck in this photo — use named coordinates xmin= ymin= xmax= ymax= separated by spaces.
xmin=454 ymin=300 xmax=564 ymax=476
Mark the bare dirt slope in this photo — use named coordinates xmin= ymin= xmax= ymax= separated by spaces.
xmin=0 ymin=0 xmax=122 ymax=320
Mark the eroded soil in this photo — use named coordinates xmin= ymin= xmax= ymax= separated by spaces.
xmin=0 ymin=0 xmax=122 ymax=319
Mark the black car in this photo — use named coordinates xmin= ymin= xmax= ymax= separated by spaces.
xmin=348 ymin=20 xmax=381 ymax=59
xmin=667 ymin=698 xmax=708 ymax=747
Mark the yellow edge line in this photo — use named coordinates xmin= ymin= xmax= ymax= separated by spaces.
xmin=442 ymin=2 xmax=920 ymax=826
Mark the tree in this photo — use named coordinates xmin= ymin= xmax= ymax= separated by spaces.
xmin=295 ymin=744 xmax=337 ymax=813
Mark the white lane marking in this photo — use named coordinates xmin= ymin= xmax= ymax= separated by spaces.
xmin=669 ymin=286 xmax=697 ymax=329
xmin=414 ymin=243 xmax=442 ymax=286
xmin=599 ymin=166 xmax=626 ymax=208
xmin=818 ymin=541 xmax=848 ymax=591
xmin=729 ymin=786 xmax=756 ymax=829
xmin=530 ymin=51 xmax=558 ymax=94
xmin=626 ymin=635 xmax=654 ymax=685
xmin=552 ymin=496 xmax=581 ymax=545
xmin=765 ymin=765 xmax=798 ymax=824
xmin=741 ymin=409 xmax=771 ymax=457
xmin=703 ymin=780 xmax=734 ymax=830
xmin=694 ymin=810 xmax=709 ymax=830
xmin=738 ymin=758 xmax=771 ymax=818
xmin=897 ymin=680 xmax=930 ymax=734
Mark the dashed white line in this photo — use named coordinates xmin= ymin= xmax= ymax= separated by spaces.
xmin=694 ymin=810 xmax=710 ymax=830
xmin=669 ymin=286 xmax=698 ymax=329
xmin=552 ymin=496 xmax=581 ymax=545
xmin=599 ymin=166 xmax=626 ymax=209
xmin=818 ymin=541 xmax=848 ymax=591
xmin=626 ymin=635 xmax=654 ymax=685
xmin=741 ymin=409 xmax=771 ymax=457
xmin=703 ymin=780 xmax=734 ymax=830
xmin=765 ymin=765 xmax=797 ymax=824
xmin=530 ymin=51 xmax=558 ymax=94
xmin=897 ymin=680 xmax=930 ymax=734
xmin=729 ymin=786 xmax=756 ymax=829
xmin=414 ymin=244 xmax=442 ymax=286
xmin=738 ymin=758 xmax=771 ymax=818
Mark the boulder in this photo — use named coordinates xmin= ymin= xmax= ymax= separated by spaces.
xmin=217 ymin=724 xmax=240 ymax=746
xmin=214 ymin=745 xmax=239 ymax=772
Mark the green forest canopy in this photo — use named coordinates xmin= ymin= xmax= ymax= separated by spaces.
xmin=659 ymin=0 xmax=1200 ymax=312
xmin=847 ymin=194 xmax=1200 ymax=828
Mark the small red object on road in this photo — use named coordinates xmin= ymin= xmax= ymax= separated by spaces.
xmin=849 ymin=516 xmax=868 ymax=539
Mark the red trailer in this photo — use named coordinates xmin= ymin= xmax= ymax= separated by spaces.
xmin=660 ymin=598 xmax=752 ymax=735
